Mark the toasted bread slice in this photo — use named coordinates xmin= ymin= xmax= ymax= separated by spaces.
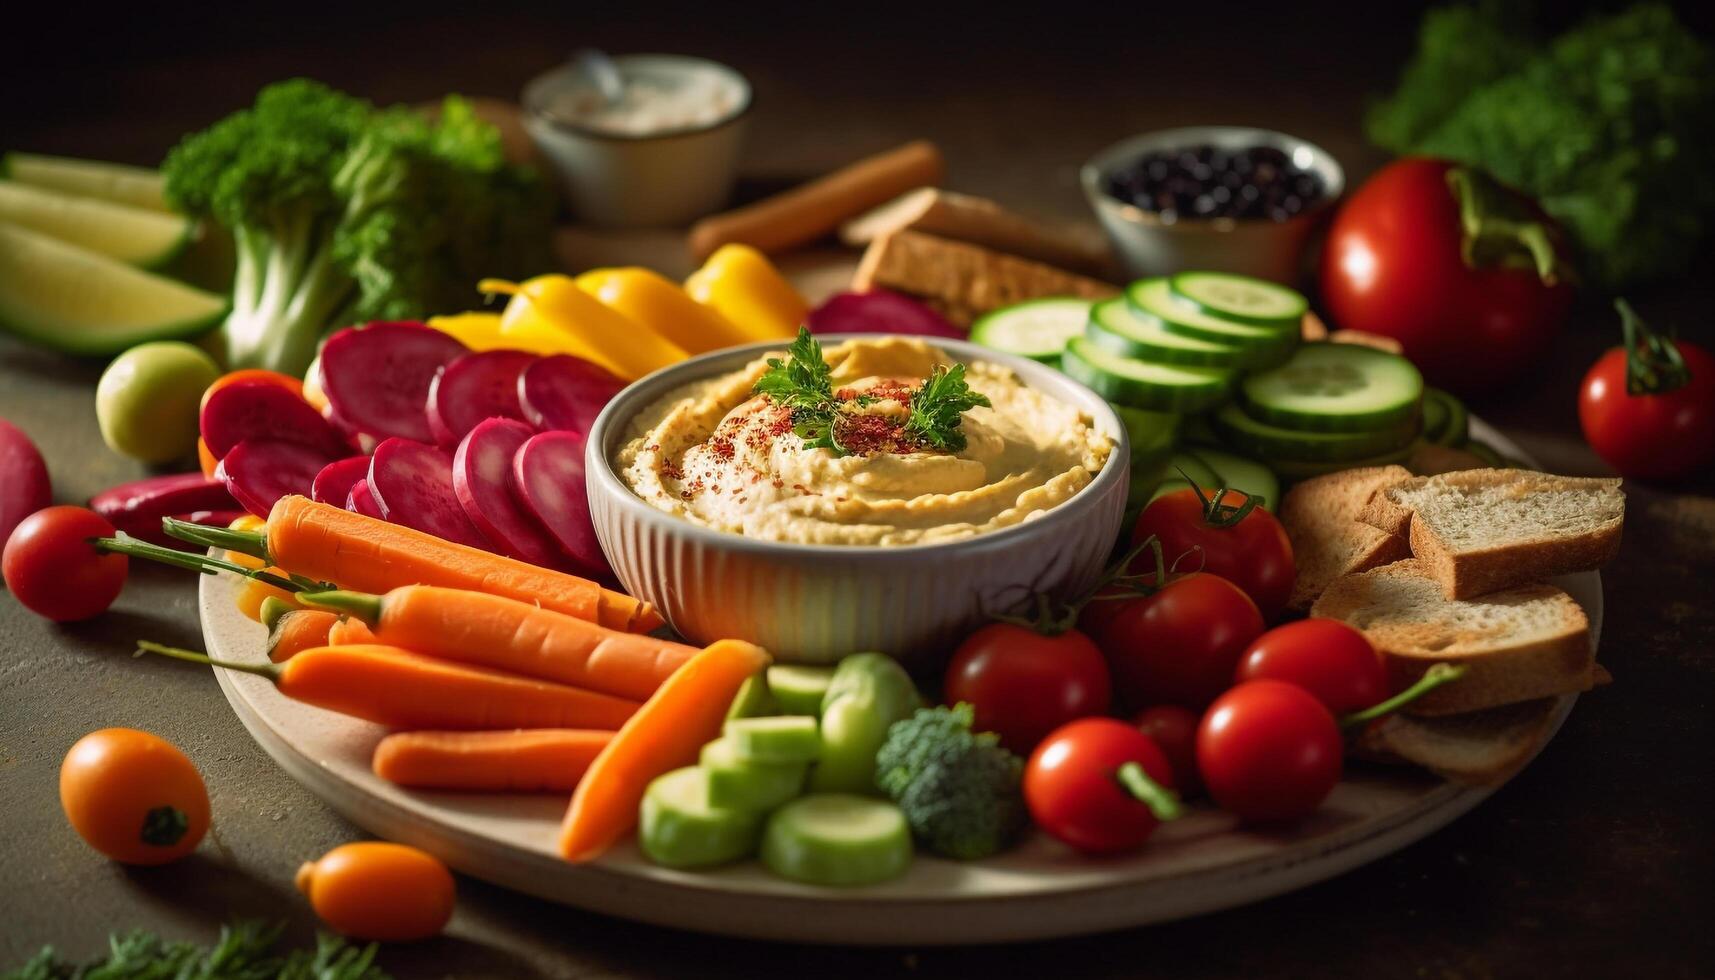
xmin=1279 ymin=465 xmax=1412 ymax=612
xmin=1359 ymin=469 xmax=1623 ymax=599
xmin=851 ymin=230 xmax=1117 ymax=327
xmin=838 ymin=189 xmax=1112 ymax=277
xmin=1357 ymin=695 xmax=1566 ymax=786
xmin=1311 ymin=560 xmax=1594 ymax=715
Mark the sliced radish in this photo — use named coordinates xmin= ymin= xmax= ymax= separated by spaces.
xmin=200 ymin=380 xmax=348 ymax=459
xmin=347 ymin=479 xmax=383 ymax=518
xmin=216 ymin=439 xmax=336 ymax=517
xmin=0 ymin=418 xmax=51 ymax=544
xmin=517 ymin=355 xmax=625 ymax=436
xmin=512 ymin=430 xmax=609 ymax=579
xmin=90 ymin=472 xmax=237 ymax=540
xmin=427 ymin=349 xmax=537 ymax=448
xmin=452 ymin=418 xmax=565 ymax=567
xmin=367 ymin=437 xmax=490 ymax=549
xmin=311 ymin=456 xmax=372 ymax=506
xmin=807 ymin=289 xmax=965 ymax=339
xmin=320 ymin=322 xmax=467 ymax=445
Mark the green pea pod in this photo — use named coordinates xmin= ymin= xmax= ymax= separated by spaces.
xmin=808 ymin=652 xmax=922 ymax=795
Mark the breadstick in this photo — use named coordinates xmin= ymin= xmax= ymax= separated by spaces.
xmin=688 ymin=140 xmax=944 ymax=259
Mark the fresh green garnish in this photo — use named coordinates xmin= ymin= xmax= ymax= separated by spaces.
xmin=2 ymin=921 xmax=390 ymax=980
xmin=753 ymin=327 xmax=990 ymax=456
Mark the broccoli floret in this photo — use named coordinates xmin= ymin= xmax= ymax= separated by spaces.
xmin=162 ymin=79 xmax=549 ymax=376
xmin=874 ymin=703 xmax=1027 ymax=860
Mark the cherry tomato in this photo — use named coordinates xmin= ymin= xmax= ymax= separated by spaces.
xmin=1234 ymin=619 xmax=1386 ymax=715
xmin=945 ymin=623 xmax=1112 ymax=754
xmin=1578 ymin=301 xmax=1715 ymax=481
xmin=1024 ymin=718 xmax=1180 ymax=855
xmin=1134 ymin=704 xmax=1203 ymax=795
xmin=1319 ymin=158 xmax=1573 ymax=394
xmin=1198 ymin=680 xmax=1342 ymax=822
xmin=296 ymin=842 xmax=456 ymax=942
xmin=3 ymin=506 xmax=127 ymax=621
xmin=60 ymin=728 xmax=209 ymax=865
xmin=1130 ymin=487 xmax=1295 ymax=622
xmin=1093 ymin=573 xmax=1264 ymax=711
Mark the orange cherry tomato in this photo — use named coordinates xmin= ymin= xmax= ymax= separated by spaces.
xmin=60 ymin=728 xmax=210 ymax=865
xmin=200 ymin=369 xmax=305 ymax=414
xmin=296 ymin=842 xmax=456 ymax=942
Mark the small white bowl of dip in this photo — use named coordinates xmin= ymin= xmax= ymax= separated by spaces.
xmin=522 ymin=54 xmax=751 ymax=228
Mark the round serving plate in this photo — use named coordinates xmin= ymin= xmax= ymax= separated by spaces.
xmin=202 ymin=419 xmax=1600 ymax=945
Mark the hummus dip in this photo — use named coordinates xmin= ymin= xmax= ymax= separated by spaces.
xmin=615 ymin=337 xmax=1112 ymax=546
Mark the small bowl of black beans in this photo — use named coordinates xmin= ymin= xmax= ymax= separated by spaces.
xmin=1082 ymin=126 xmax=1343 ymax=282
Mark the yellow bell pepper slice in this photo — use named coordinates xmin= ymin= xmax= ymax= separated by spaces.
xmin=684 ymin=244 xmax=808 ymax=343
xmin=426 ymin=311 xmax=522 ymax=353
xmin=576 ymin=267 xmax=754 ymax=354
xmin=481 ymin=275 xmax=688 ymax=380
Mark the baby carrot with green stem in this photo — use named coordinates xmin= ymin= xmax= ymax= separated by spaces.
xmin=373 ymin=729 xmax=613 ymax=792
xmin=135 ymin=641 xmax=642 ymax=731
xmin=265 ymin=608 xmax=339 ymax=662
xmin=300 ymin=586 xmax=696 ymax=702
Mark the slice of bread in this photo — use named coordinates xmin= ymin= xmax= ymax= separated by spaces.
xmin=1357 ymin=695 xmax=1566 ymax=786
xmin=851 ymin=230 xmax=1118 ymax=327
xmin=1359 ymin=469 xmax=1623 ymax=599
xmin=1310 ymin=560 xmax=1594 ymax=715
xmin=1279 ymin=465 xmax=1412 ymax=612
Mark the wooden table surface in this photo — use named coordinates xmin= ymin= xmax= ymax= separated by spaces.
xmin=2 ymin=7 xmax=1711 ymax=977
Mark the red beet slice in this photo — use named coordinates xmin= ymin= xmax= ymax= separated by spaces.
xmin=511 ymin=430 xmax=609 ymax=579
xmin=320 ymin=322 xmax=468 ymax=445
xmin=200 ymin=380 xmax=348 ymax=459
xmin=427 ymin=349 xmax=537 ymax=448
xmin=216 ymin=439 xmax=336 ymax=517
xmin=347 ymin=479 xmax=383 ymax=518
xmin=517 ymin=355 xmax=625 ymax=436
xmin=452 ymin=418 xmax=565 ymax=567
xmin=311 ymin=456 xmax=372 ymax=506
xmin=0 ymin=418 xmax=51 ymax=544
xmin=90 ymin=472 xmax=237 ymax=540
xmin=806 ymin=289 xmax=965 ymax=339
xmin=366 ymin=437 xmax=490 ymax=549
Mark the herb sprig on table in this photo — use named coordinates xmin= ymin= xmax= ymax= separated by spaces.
xmin=754 ymin=328 xmax=990 ymax=456
xmin=2 ymin=921 xmax=391 ymax=980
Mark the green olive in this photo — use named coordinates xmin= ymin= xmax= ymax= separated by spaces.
xmin=96 ymin=341 xmax=221 ymax=464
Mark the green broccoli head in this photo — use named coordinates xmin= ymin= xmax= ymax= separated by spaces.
xmin=875 ymin=704 xmax=1027 ymax=861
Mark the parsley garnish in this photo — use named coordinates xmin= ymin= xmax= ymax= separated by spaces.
xmin=753 ymin=327 xmax=989 ymax=456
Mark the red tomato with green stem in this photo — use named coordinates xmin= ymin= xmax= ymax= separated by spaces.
xmin=1319 ymin=158 xmax=1573 ymax=394
xmin=1130 ymin=484 xmax=1294 ymax=623
xmin=1134 ymin=704 xmax=1203 ymax=795
xmin=1024 ymin=718 xmax=1182 ymax=855
xmin=1579 ymin=299 xmax=1715 ymax=480
xmin=945 ymin=616 xmax=1112 ymax=755
xmin=1197 ymin=680 xmax=1342 ymax=823
xmin=3 ymin=506 xmax=128 ymax=622
xmin=1093 ymin=571 xmax=1264 ymax=712
xmin=1234 ymin=619 xmax=1386 ymax=715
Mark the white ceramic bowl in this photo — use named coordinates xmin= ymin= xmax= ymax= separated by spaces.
xmin=522 ymin=54 xmax=750 ymax=228
xmin=1082 ymin=126 xmax=1344 ymax=283
xmin=585 ymin=336 xmax=1131 ymax=668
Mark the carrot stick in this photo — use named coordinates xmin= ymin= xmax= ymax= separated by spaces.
xmin=557 ymin=639 xmax=770 ymax=862
xmin=327 ymin=616 xmax=377 ymax=646
xmin=163 ymin=497 xmax=661 ymax=634
xmin=302 ymin=587 xmax=696 ymax=702
xmin=266 ymin=609 xmax=338 ymax=663
xmin=136 ymin=641 xmax=642 ymax=731
xmin=373 ymin=729 xmax=612 ymax=793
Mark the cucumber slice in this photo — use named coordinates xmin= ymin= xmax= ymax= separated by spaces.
xmin=1190 ymin=447 xmax=1280 ymax=511
xmin=1169 ymin=271 xmax=1308 ymax=328
xmin=639 ymin=767 xmax=763 ymax=869
xmin=1128 ymin=278 xmax=1296 ymax=357
xmin=1422 ymin=387 xmax=1468 ymax=446
xmin=726 ymin=673 xmax=778 ymax=721
xmin=0 ymin=182 xmax=191 ymax=268
xmin=760 ymin=794 xmax=913 ymax=887
xmin=700 ymin=738 xmax=807 ymax=811
xmin=1 ymin=153 xmax=169 ymax=212
xmin=724 ymin=716 xmax=821 ymax=764
xmin=1062 ymin=337 xmax=1230 ymax=412
xmin=1240 ymin=343 xmax=1424 ymax=433
xmin=767 ymin=665 xmax=835 ymax=717
xmin=1211 ymin=403 xmax=1419 ymax=463
xmin=1086 ymin=297 xmax=1247 ymax=368
xmin=0 ymin=222 xmax=226 ymax=356
xmin=969 ymin=297 xmax=1091 ymax=363
xmin=1269 ymin=446 xmax=1416 ymax=481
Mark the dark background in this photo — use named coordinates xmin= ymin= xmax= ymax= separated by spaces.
xmin=2 ymin=2 xmax=1712 ymax=977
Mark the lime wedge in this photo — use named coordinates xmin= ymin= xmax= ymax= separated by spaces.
xmin=0 ymin=181 xmax=192 ymax=267
xmin=0 ymin=222 xmax=226 ymax=356
xmin=1 ymin=153 xmax=169 ymax=212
